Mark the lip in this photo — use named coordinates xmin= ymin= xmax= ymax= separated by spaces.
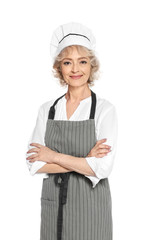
xmin=70 ymin=75 xmax=83 ymax=79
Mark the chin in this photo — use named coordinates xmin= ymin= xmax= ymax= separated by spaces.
xmin=69 ymin=82 xmax=88 ymax=87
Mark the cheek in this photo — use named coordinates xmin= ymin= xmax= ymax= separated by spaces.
xmin=82 ymin=66 xmax=91 ymax=75
xmin=61 ymin=66 xmax=70 ymax=76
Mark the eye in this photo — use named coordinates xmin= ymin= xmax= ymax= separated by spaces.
xmin=80 ymin=61 xmax=87 ymax=64
xmin=63 ymin=61 xmax=71 ymax=65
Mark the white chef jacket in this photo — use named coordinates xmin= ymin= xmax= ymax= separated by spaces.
xmin=26 ymin=94 xmax=118 ymax=188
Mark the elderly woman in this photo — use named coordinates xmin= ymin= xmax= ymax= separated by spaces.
xmin=26 ymin=22 xmax=118 ymax=240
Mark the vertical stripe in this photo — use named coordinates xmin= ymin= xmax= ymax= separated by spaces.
xmin=40 ymin=120 xmax=112 ymax=240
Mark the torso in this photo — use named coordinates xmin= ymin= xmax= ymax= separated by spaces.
xmin=40 ymin=90 xmax=113 ymax=240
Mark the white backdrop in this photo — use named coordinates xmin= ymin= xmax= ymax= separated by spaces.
xmin=0 ymin=0 xmax=145 ymax=239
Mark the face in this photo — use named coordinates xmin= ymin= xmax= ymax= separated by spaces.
xmin=60 ymin=46 xmax=91 ymax=87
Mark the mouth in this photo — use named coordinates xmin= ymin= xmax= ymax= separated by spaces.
xmin=70 ymin=75 xmax=83 ymax=79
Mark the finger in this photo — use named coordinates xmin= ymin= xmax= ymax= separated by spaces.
xmin=94 ymin=143 xmax=111 ymax=151
xmin=26 ymin=153 xmax=38 ymax=160
xmin=98 ymin=153 xmax=109 ymax=158
xmin=27 ymin=148 xmax=39 ymax=154
xmin=98 ymin=144 xmax=111 ymax=149
xmin=98 ymin=149 xmax=111 ymax=154
xmin=29 ymin=157 xmax=41 ymax=163
xmin=95 ymin=139 xmax=107 ymax=146
xmin=30 ymin=143 xmax=43 ymax=148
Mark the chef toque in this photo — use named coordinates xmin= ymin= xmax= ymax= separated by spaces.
xmin=50 ymin=22 xmax=96 ymax=63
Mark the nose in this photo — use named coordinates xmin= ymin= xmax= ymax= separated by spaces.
xmin=71 ymin=62 xmax=79 ymax=73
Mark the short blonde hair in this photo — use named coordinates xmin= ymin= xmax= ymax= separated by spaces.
xmin=52 ymin=45 xmax=100 ymax=87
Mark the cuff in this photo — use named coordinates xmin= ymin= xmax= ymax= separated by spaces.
xmin=26 ymin=160 xmax=47 ymax=177
xmin=84 ymin=174 xmax=100 ymax=188
xmin=85 ymin=156 xmax=101 ymax=177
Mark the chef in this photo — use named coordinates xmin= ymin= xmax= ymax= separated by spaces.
xmin=26 ymin=22 xmax=118 ymax=240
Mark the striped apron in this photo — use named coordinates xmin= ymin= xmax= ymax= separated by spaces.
xmin=40 ymin=90 xmax=113 ymax=240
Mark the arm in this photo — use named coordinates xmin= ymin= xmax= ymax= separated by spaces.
xmin=37 ymin=163 xmax=74 ymax=174
xmin=26 ymin=103 xmax=54 ymax=176
xmin=52 ymin=154 xmax=96 ymax=176
xmin=27 ymin=101 xmax=117 ymax=183
xmin=26 ymin=105 xmax=46 ymax=176
xmin=38 ymin=105 xmax=118 ymax=187
xmin=27 ymin=103 xmax=96 ymax=176
xmin=84 ymin=105 xmax=118 ymax=181
xmin=26 ymin=102 xmax=73 ymax=175
xmin=28 ymin=144 xmax=96 ymax=175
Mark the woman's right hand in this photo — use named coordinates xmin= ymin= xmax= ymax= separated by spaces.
xmin=86 ymin=139 xmax=111 ymax=158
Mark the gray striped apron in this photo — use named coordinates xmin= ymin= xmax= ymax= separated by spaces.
xmin=40 ymin=90 xmax=113 ymax=240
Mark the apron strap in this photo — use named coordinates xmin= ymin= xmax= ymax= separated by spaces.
xmin=54 ymin=173 xmax=70 ymax=240
xmin=48 ymin=89 xmax=97 ymax=120
xmin=48 ymin=93 xmax=66 ymax=119
xmin=89 ymin=90 xmax=96 ymax=119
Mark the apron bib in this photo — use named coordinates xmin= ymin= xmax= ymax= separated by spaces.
xmin=40 ymin=90 xmax=112 ymax=240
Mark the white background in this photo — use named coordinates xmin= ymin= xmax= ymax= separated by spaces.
xmin=0 ymin=0 xmax=145 ymax=239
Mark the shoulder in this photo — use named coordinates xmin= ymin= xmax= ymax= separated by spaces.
xmin=40 ymin=99 xmax=56 ymax=111
xmin=38 ymin=92 xmax=66 ymax=114
xmin=96 ymin=94 xmax=117 ymax=119
xmin=39 ymin=98 xmax=56 ymax=114
xmin=37 ymin=99 xmax=56 ymax=120
xmin=37 ymin=93 xmax=65 ymax=119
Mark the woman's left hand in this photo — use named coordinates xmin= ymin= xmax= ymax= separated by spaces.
xmin=26 ymin=143 xmax=56 ymax=163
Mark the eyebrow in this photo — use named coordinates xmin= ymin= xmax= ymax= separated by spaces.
xmin=62 ymin=57 xmax=88 ymax=60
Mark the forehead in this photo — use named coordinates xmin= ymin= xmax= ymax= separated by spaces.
xmin=62 ymin=45 xmax=89 ymax=58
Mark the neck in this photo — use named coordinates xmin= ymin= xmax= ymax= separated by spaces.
xmin=65 ymin=84 xmax=91 ymax=103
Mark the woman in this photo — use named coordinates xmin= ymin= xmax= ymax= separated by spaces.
xmin=26 ymin=22 xmax=118 ymax=240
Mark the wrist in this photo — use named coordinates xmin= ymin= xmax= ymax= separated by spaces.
xmin=53 ymin=152 xmax=60 ymax=164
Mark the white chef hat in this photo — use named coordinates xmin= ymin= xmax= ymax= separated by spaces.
xmin=50 ymin=22 xmax=96 ymax=63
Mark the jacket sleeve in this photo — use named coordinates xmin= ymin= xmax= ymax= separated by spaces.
xmin=26 ymin=105 xmax=47 ymax=176
xmin=84 ymin=105 xmax=118 ymax=188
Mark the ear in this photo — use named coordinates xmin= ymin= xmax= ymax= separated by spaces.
xmin=53 ymin=66 xmax=59 ymax=72
xmin=58 ymin=65 xmax=62 ymax=72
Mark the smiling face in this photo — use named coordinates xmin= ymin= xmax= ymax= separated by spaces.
xmin=60 ymin=45 xmax=91 ymax=87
